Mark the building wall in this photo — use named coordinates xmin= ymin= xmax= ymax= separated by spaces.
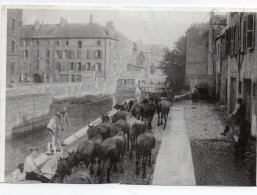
xmin=226 ymin=12 xmax=257 ymax=135
xmin=185 ymin=24 xmax=209 ymax=89
xmin=6 ymin=9 xmax=23 ymax=87
xmin=6 ymin=94 xmax=53 ymax=137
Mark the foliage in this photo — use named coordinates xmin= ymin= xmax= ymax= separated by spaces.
xmin=160 ymin=35 xmax=186 ymax=93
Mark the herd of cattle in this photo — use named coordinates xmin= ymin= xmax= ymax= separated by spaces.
xmin=50 ymin=94 xmax=173 ymax=183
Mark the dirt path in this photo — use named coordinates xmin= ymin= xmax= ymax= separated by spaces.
xmin=183 ymin=100 xmax=256 ymax=186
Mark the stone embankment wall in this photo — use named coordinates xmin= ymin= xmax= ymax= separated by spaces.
xmin=6 ymin=94 xmax=53 ymax=137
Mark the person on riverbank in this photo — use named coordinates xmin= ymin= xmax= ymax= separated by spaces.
xmin=24 ymin=147 xmax=49 ymax=183
xmin=60 ymin=106 xmax=71 ymax=146
xmin=47 ymin=112 xmax=63 ymax=153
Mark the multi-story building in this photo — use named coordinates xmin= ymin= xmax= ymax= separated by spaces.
xmin=220 ymin=12 xmax=257 ymax=135
xmin=185 ymin=13 xmax=226 ymax=94
xmin=6 ymin=9 xmax=23 ymax=87
xmin=6 ymin=10 xmax=151 ymax=95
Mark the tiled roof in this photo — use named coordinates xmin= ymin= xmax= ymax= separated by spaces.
xmin=20 ymin=22 xmax=117 ymax=39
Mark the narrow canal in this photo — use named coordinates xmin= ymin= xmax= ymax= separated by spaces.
xmin=5 ymin=92 xmax=137 ymax=176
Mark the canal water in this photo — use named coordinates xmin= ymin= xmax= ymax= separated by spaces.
xmin=5 ymin=92 xmax=137 ymax=176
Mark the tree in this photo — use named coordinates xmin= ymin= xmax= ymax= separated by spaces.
xmin=160 ymin=35 xmax=186 ymax=93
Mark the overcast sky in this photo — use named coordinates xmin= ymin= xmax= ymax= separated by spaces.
xmin=22 ymin=9 xmax=214 ymax=48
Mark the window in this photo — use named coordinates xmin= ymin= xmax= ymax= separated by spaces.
xmin=66 ymin=41 xmax=69 ymax=46
xmin=26 ymin=40 xmax=30 ymax=47
xmin=234 ymin=24 xmax=239 ymax=54
xmin=230 ymin=27 xmax=235 ymax=55
xmin=56 ymin=62 xmax=61 ymax=71
xmin=46 ymin=60 xmax=50 ymax=70
xmin=10 ymin=62 xmax=15 ymax=74
xmin=77 ymin=50 xmax=81 ymax=59
xmin=56 ymin=41 xmax=59 ymax=46
xmin=65 ymin=50 xmax=72 ymax=59
xmin=71 ymin=74 xmax=75 ymax=82
xmin=36 ymin=50 xmax=40 ymax=58
xmin=78 ymin=41 xmax=82 ymax=48
xmin=21 ymin=40 xmax=25 ymax=47
xmin=76 ymin=75 xmax=81 ymax=82
xmin=11 ymin=41 xmax=15 ymax=53
xmin=225 ymin=28 xmax=231 ymax=55
xmin=87 ymin=50 xmax=91 ymax=59
xmin=35 ymin=60 xmax=39 ymax=70
xmin=21 ymin=50 xmax=29 ymax=58
xmin=47 ymin=41 xmax=50 ymax=46
xmin=55 ymin=50 xmax=63 ymax=59
xmin=46 ymin=50 xmax=50 ymax=58
xmin=242 ymin=17 xmax=247 ymax=51
xmin=95 ymin=63 xmax=101 ymax=71
xmin=95 ymin=50 xmax=102 ymax=58
xmin=247 ymin=13 xmax=255 ymax=49
xmin=77 ymin=62 xmax=82 ymax=71
xmin=97 ymin=40 xmax=101 ymax=46
xmin=36 ymin=41 xmax=39 ymax=46
xmin=11 ymin=18 xmax=16 ymax=31
xmin=71 ymin=62 xmax=74 ymax=70
xmin=86 ymin=63 xmax=90 ymax=71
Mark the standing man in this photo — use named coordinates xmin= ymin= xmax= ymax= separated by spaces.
xmin=24 ymin=147 xmax=49 ymax=183
xmin=191 ymin=86 xmax=198 ymax=103
xmin=60 ymin=106 xmax=71 ymax=146
xmin=47 ymin=112 xmax=63 ymax=153
xmin=220 ymin=98 xmax=246 ymax=136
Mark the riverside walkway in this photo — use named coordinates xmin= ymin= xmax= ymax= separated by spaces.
xmin=152 ymin=105 xmax=196 ymax=186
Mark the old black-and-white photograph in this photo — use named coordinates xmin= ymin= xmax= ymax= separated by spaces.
xmin=3 ymin=6 xmax=257 ymax=185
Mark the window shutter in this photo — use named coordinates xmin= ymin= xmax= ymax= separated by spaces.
xmin=93 ymin=51 xmax=96 ymax=58
xmin=91 ymin=64 xmax=96 ymax=71
xmin=230 ymin=27 xmax=235 ymax=55
xmin=225 ymin=28 xmax=231 ymax=55
xmin=247 ymin=13 xmax=255 ymax=49
xmin=234 ymin=24 xmax=239 ymax=54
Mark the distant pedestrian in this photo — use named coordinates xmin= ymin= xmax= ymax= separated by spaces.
xmin=60 ymin=106 xmax=71 ymax=146
xmin=24 ymin=147 xmax=49 ymax=183
xmin=191 ymin=87 xmax=198 ymax=103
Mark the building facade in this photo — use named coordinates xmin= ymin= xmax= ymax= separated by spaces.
xmin=214 ymin=12 xmax=257 ymax=136
xmin=6 ymin=9 xmax=23 ymax=87
xmin=185 ymin=13 xmax=226 ymax=94
xmin=6 ymin=10 xmax=151 ymax=95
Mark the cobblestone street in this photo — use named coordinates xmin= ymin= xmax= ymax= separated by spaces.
xmin=182 ymin=100 xmax=256 ymax=186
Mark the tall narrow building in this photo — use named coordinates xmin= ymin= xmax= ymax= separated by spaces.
xmin=6 ymin=9 xmax=23 ymax=87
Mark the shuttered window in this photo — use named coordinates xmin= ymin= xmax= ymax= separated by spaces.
xmin=247 ymin=13 xmax=255 ymax=49
xmin=234 ymin=24 xmax=239 ymax=54
xmin=230 ymin=27 xmax=235 ymax=55
xmin=225 ymin=28 xmax=231 ymax=55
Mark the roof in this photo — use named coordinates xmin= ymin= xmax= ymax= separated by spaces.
xmin=20 ymin=22 xmax=118 ymax=40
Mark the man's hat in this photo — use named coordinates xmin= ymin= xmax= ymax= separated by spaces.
xmin=55 ymin=112 xmax=62 ymax=117
xmin=28 ymin=146 xmax=38 ymax=153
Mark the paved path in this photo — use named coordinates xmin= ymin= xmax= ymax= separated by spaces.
xmin=152 ymin=105 xmax=196 ymax=186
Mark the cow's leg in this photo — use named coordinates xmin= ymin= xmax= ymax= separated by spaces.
xmin=113 ymin=161 xmax=118 ymax=173
xmin=126 ymin=133 xmax=130 ymax=151
xmin=234 ymin=142 xmax=240 ymax=159
xmin=142 ymin=155 xmax=146 ymax=178
xmin=96 ymin=157 xmax=101 ymax=176
xmin=99 ymin=158 xmax=106 ymax=183
xmin=160 ymin=112 xmax=163 ymax=125
xmin=163 ymin=113 xmax=167 ymax=130
xmin=157 ymin=111 xmax=160 ymax=126
xmin=136 ymin=150 xmax=140 ymax=175
xmin=107 ymin=160 xmax=113 ymax=183
xmin=148 ymin=153 xmax=151 ymax=167
xmin=120 ymin=153 xmax=124 ymax=174
xmin=90 ymin=159 xmax=95 ymax=175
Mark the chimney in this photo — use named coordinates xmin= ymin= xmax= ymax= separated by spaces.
xmin=90 ymin=14 xmax=93 ymax=23
xmin=106 ymin=20 xmax=114 ymax=31
xmin=34 ymin=20 xmax=40 ymax=31
xmin=60 ymin=17 xmax=67 ymax=28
